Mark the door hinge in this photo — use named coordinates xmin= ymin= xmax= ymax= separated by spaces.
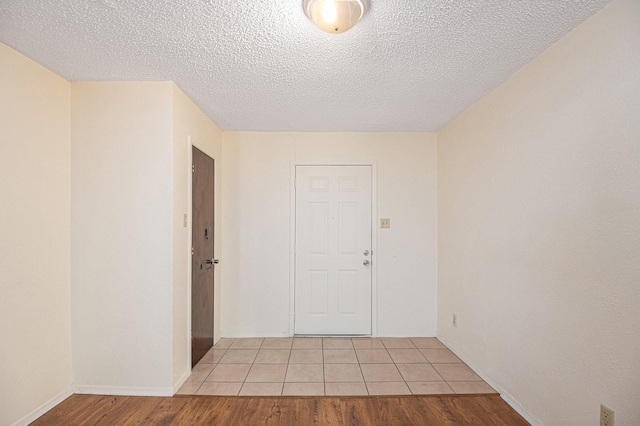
xmin=192 ymin=164 xmax=195 ymax=173
xmin=191 ymin=247 xmax=194 ymax=255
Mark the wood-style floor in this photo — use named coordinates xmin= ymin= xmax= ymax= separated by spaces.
xmin=33 ymin=394 xmax=529 ymax=425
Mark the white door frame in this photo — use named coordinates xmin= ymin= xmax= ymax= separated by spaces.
xmin=289 ymin=161 xmax=378 ymax=336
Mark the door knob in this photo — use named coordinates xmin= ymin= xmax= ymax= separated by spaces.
xmin=363 ymin=259 xmax=370 ymax=266
xmin=205 ymin=258 xmax=219 ymax=265
xmin=363 ymin=250 xmax=370 ymax=256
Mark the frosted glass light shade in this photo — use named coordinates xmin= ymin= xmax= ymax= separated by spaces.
xmin=304 ymin=0 xmax=370 ymax=34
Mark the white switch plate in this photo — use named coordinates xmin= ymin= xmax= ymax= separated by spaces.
xmin=183 ymin=213 xmax=188 ymax=228
xmin=380 ymin=218 xmax=390 ymax=229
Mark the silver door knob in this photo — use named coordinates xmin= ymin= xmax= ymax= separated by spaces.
xmin=363 ymin=250 xmax=370 ymax=256
xmin=363 ymin=259 xmax=370 ymax=266
xmin=205 ymin=258 xmax=219 ymax=264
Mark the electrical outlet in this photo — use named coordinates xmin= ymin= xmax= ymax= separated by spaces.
xmin=601 ymin=404 xmax=614 ymax=426
xmin=452 ymin=313 xmax=457 ymax=327
xmin=380 ymin=218 xmax=391 ymax=229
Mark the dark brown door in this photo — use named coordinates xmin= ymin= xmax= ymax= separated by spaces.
xmin=191 ymin=147 xmax=215 ymax=367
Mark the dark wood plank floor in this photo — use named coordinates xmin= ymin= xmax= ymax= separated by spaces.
xmin=32 ymin=394 xmax=529 ymax=425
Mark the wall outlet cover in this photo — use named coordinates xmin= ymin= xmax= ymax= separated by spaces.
xmin=600 ymin=404 xmax=614 ymax=426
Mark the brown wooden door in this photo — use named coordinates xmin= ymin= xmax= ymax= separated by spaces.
xmin=191 ymin=147 xmax=215 ymax=367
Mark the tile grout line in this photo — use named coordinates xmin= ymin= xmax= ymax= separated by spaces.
xmin=200 ymin=345 xmax=226 ymax=395
xmin=194 ymin=342 xmax=228 ymax=395
xmin=321 ymin=338 xmax=326 ymax=396
xmin=241 ymin=338 xmax=264 ymax=395
xmin=354 ymin=338 xmax=370 ymax=395
xmin=283 ymin=339 xmax=294 ymax=395
xmin=321 ymin=338 xmax=325 ymax=395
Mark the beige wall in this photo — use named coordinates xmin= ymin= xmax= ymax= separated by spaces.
xmin=0 ymin=43 xmax=225 ymax=418
xmin=437 ymin=0 xmax=640 ymax=424
xmin=221 ymin=132 xmax=438 ymax=338
xmin=0 ymin=43 xmax=73 ymax=425
xmin=171 ymin=85 xmax=223 ymax=390
xmin=71 ymin=82 xmax=175 ymax=395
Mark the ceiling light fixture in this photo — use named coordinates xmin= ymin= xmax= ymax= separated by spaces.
xmin=304 ymin=0 xmax=370 ymax=34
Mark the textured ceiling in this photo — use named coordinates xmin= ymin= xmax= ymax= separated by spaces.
xmin=0 ymin=0 xmax=610 ymax=131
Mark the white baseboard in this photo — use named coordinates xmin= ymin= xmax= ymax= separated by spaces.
xmin=500 ymin=392 xmax=540 ymax=426
xmin=376 ymin=332 xmax=437 ymax=338
xmin=173 ymin=370 xmax=190 ymax=394
xmin=11 ymin=386 xmax=73 ymax=426
xmin=436 ymin=333 xmax=542 ymax=426
xmin=73 ymin=385 xmax=173 ymax=397
xmin=222 ymin=332 xmax=291 ymax=338
xmin=223 ymin=332 xmax=438 ymax=338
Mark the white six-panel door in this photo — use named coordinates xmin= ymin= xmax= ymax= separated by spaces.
xmin=295 ymin=165 xmax=372 ymax=335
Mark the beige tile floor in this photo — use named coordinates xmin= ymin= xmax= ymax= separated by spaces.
xmin=177 ymin=337 xmax=496 ymax=396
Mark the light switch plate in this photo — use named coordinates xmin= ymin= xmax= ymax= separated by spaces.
xmin=380 ymin=218 xmax=390 ymax=229
xmin=183 ymin=213 xmax=188 ymax=228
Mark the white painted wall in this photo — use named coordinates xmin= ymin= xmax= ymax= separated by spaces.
xmin=0 ymin=42 xmax=73 ymax=426
xmin=221 ymin=132 xmax=438 ymax=337
xmin=437 ymin=0 xmax=640 ymax=424
xmin=71 ymin=82 xmax=174 ymax=395
xmin=171 ymin=85 xmax=223 ymax=390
